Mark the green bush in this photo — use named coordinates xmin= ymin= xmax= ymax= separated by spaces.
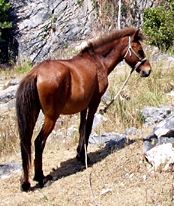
xmin=0 ymin=0 xmax=11 ymax=30
xmin=0 ymin=0 xmax=12 ymax=63
xmin=142 ymin=1 xmax=174 ymax=53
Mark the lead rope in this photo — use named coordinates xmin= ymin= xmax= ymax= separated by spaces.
xmin=84 ymin=142 xmax=100 ymax=206
xmin=84 ymin=35 xmax=145 ymax=205
xmin=99 ymin=68 xmax=134 ymax=115
xmin=85 ymin=68 xmax=134 ymax=206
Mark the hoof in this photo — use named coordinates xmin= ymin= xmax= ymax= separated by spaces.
xmin=21 ymin=182 xmax=31 ymax=192
xmin=36 ymin=175 xmax=53 ymax=188
xmin=76 ymin=154 xmax=92 ymax=166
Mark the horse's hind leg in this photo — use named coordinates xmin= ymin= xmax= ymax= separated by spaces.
xmin=33 ymin=116 xmax=57 ymax=187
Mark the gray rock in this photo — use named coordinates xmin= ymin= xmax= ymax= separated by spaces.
xmin=144 ymin=143 xmax=174 ymax=171
xmin=143 ymin=110 xmax=174 ymax=171
xmin=141 ymin=105 xmax=174 ymax=125
xmin=89 ymin=132 xmax=127 ymax=149
xmin=154 ymin=113 xmax=174 ymax=130
xmin=124 ymin=127 xmax=141 ymax=135
xmin=143 ymin=133 xmax=158 ymax=153
xmin=89 ymin=126 xmax=141 ymax=149
xmin=101 ymin=91 xmax=112 ymax=105
xmin=0 ymin=78 xmax=20 ymax=109
xmin=9 ymin=0 xmax=95 ymax=63
xmin=143 ymin=129 xmax=174 ymax=153
xmin=10 ymin=78 xmax=20 ymax=86
xmin=93 ymin=113 xmax=107 ymax=128
xmin=0 ymin=162 xmax=22 ymax=177
xmin=143 ymin=113 xmax=174 ymax=153
xmin=152 ymin=53 xmax=174 ymax=61
xmin=0 ymin=90 xmax=16 ymax=103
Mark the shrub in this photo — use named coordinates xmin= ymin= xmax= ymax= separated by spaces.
xmin=142 ymin=1 xmax=174 ymax=53
xmin=0 ymin=0 xmax=12 ymax=63
xmin=0 ymin=0 xmax=11 ymax=29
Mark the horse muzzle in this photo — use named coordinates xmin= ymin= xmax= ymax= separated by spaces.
xmin=139 ymin=67 xmax=151 ymax=77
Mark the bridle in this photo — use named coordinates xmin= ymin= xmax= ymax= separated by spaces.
xmin=124 ymin=36 xmax=147 ymax=71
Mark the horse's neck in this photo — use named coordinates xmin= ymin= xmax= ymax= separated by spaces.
xmin=95 ymin=39 xmax=126 ymax=74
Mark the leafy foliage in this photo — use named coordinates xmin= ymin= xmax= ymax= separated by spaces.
xmin=0 ymin=0 xmax=12 ymax=63
xmin=142 ymin=1 xmax=174 ymax=53
xmin=0 ymin=0 xmax=11 ymax=29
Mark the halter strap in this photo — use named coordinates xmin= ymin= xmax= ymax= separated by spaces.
xmin=124 ymin=36 xmax=147 ymax=70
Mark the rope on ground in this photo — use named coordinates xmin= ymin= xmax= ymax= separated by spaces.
xmin=84 ymin=143 xmax=100 ymax=206
xmin=84 ymin=69 xmax=134 ymax=206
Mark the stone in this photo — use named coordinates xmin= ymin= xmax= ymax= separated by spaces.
xmin=154 ymin=113 xmax=174 ymax=130
xmin=9 ymin=0 xmax=95 ymax=63
xmin=124 ymin=127 xmax=141 ymax=135
xmin=143 ymin=129 xmax=174 ymax=153
xmin=151 ymin=53 xmax=174 ymax=61
xmin=0 ymin=162 xmax=22 ymax=177
xmin=141 ymin=105 xmax=174 ymax=125
xmin=101 ymin=91 xmax=112 ymax=105
xmin=144 ymin=143 xmax=174 ymax=171
xmin=10 ymin=78 xmax=20 ymax=86
xmin=0 ymin=90 xmax=16 ymax=103
xmin=89 ymin=132 xmax=127 ymax=149
xmin=0 ymin=79 xmax=19 ymax=109
xmin=143 ymin=114 xmax=174 ymax=153
xmin=143 ymin=109 xmax=174 ymax=171
xmin=93 ymin=113 xmax=107 ymax=128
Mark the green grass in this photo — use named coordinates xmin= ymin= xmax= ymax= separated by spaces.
xmin=14 ymin=60 xmax=32 ymax=73
xmin=0 ymin=60 xmax=32 ymax=77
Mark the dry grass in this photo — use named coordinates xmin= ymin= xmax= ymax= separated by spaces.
xmin=0 ymin=136 xmax=173 ymax=206
xmin=0 ymin=58 xmax=174 ymax=205
xmin=0 ymin=110 xmax=19 ymax=159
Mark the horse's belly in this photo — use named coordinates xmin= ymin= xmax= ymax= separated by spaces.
xmin=61 ymin=102 xmax=88 ymax=114
xmin=61 ymin=99 xmax=90 ymax=114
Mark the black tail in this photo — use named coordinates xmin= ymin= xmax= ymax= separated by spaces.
xmin=16 ymin=74 xmax=40 ymax=180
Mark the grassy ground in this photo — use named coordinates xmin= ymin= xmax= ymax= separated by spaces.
xmin=0 ymin=133 xmax=173 ymax=206
xmin=0 ymin=57 xmax=174 ymax=205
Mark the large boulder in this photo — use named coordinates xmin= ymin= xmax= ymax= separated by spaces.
xmin=9 ymin=0 xmax=94 ymax=63
xmin=143 ymin=111 xmax=174 ymax=171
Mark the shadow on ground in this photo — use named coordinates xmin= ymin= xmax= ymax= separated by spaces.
xmin=31 ymin=138 xmax=136 ymax=191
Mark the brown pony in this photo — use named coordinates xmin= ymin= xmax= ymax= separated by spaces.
xmin=16 ymin=27 xmax=151 ymax=191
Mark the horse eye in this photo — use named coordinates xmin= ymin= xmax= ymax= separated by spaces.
xmin=138 ymin=50 xmax=144 ymax=56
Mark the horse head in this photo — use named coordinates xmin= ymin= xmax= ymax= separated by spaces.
xmin=124 ymin=29 xmax=151 ymax=77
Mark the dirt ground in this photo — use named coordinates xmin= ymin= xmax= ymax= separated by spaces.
xmin=0 ymin=127 xmax=173 ymax=206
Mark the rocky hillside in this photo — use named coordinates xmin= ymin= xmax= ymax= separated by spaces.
xmin=3 ymin=0 xmax=160 ymax=64
xmin=9 ymin=0 xmax=94 ymax=63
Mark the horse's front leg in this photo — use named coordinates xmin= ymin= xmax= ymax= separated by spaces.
xmin=34 ymin=117 xmax=55 ymax=187
xmin=77 ymin=101 xmax=100 ymax=165
xmin=76 ymin=109 xmax=88 ymax=165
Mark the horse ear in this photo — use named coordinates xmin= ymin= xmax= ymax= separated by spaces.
xmin=132 ymin=29 xmax=143 ymax=41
